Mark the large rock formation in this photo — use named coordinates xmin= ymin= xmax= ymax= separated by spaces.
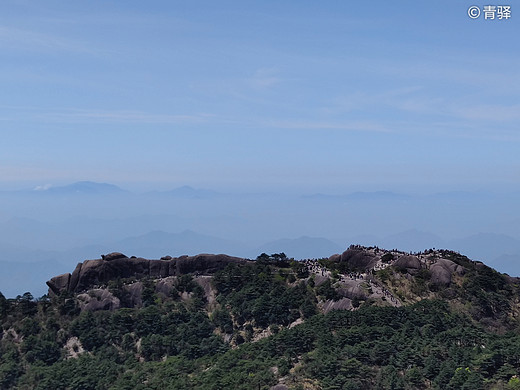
xmin=393 ymin=255 xmax=423 ymax=275
xmin=47 ymin=252 xmax=250 ymax=295
xmin=394 ymin=255 xmax=422 ymax=270
xmin=336 ymin=247 xmax=378 ymax=271
xmin=76 ymin=289 xmax=121 ymax=311
xmin=430 ymin=258 xmax=465 ymax=286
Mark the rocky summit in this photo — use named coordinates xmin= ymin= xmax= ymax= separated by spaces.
xmin=45 ymin=245 xmax=519 ymax=322
xmin=46 ymin=252 xmax=250 ymax=295
xmin=46 ymin=247 xmax=466 ymax=298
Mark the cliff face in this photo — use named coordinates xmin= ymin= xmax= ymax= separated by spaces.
xmin=46 ymin=252 xmax=250 ymax=295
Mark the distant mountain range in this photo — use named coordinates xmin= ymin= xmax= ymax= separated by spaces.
xmin=2 ymin=182 xmax=222 ymax=198
xmin=303 ymin=191 xmax=412 ymax=201
xmin=161 ymin=186 xmax=223 ymax=199
xmin=29 ymin=181 xmax=127 ymax=195
xmin=0 ymin=181 xmax=519 ymax=296
xmin=1 ymin=181 xmax=513 ymax=205
xmin=1 ymin=227 xmax=520 ymax=298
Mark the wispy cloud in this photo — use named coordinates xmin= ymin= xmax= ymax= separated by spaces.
xmin=41 ymin=109 xmax=215 ymax=124
xmin=266 ymin=119 xmax=390 ymax=132
xmin=323 ymin=86 xmax=425 ymax=114
xmin=33 ymin=184 xmax=52 ymax=191
xmin=0 ymin=25 xmax=104 ymax=55
xmin=320 ymin=78 xmax=520 ymax=141
xmin=0 ymin=106 xmax=217 ymax=125
xmin=452 ymin=104 xmax=520 ymax=122
xmin=248 ymin=68 xmax=281 ymax=89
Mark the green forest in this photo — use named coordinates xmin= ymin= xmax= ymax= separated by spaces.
xmin=2 ymin=253 xmax=520 ymax=389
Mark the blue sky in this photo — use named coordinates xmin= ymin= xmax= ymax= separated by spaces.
xmin=1 ymin=1 xmax=519 ymax=193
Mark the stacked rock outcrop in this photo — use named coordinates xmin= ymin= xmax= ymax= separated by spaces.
xmin=47 ymin=252 xmax=250 ymax=295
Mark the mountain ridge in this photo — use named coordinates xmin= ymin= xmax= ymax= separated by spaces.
xmin=3 ymin=245 xmax=520 ymax=389
xmin=45 ymin=245 xmax=520 ymax=325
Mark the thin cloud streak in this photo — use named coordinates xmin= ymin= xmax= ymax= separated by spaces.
xmin=39 ymin=110 xmax=216 ymax=125
xmin=0 ymin=105 xmax=389 ymax=132
xmin=266 ymin=120 xmax=390 ymax=133
xmin=452 ymin=104 xmax=520 ymax=122
xmin=0 ymin=25 xmax=109 ymax=55
xmin=0 ymin=107 xmax=217 ymax=125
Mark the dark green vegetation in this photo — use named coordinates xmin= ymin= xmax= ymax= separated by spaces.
xmin=2 ymin=252 xmax=520 ymax=389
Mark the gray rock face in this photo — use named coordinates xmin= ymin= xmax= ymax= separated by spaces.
xmin=430 ymin=259 xmax=465 ymax=285
xmin=437 ymin=259 xmax=465 ymax=275
xmin=328 ymin=254 xmax=341 ymax=262
xmin=313 ymin=275 xmax=329 ymax=287
xmin=319 ymin=298 xmax=353 ymax=313
xmin=430 ymin=263 xmax=452 ymax=285
xmin=155 ymin=278 xmax=175 ymax=298
xmin=69 ymin=263 xmax=83 ymax=292
xmin=47 ymin=273 xmax=71 ymax=295
xmin=149 ymin=260 xmax=170 ymax=278
xmin=77 ymin=289 xmax=120 ymax=311
xmin=393 ymin=255 xmax=423 ymax=275
xmin=123 ymin=282 xmax=143 ymax=307
xmin=337 ymin=285 xmax=366 ymax=300
xmin=47 ymin=252 xmax=250 ymax=295
xmin=339 ymin=248 xmax=378 ymax=270
xmin=394 ymin=255 xmax=422 ymax=270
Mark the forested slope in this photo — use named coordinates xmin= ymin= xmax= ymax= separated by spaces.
xmin=2 ymin=247 xmax=520 ymax=389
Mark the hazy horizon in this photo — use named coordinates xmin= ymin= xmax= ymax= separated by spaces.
xmin=1 ymin=180 xmax=520 ymax=297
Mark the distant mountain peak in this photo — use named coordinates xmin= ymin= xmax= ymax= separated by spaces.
xmin=303 ymin=191 xmax=410 ymax=201
xmin=36 ymin=181 xmax=126 ymax=194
